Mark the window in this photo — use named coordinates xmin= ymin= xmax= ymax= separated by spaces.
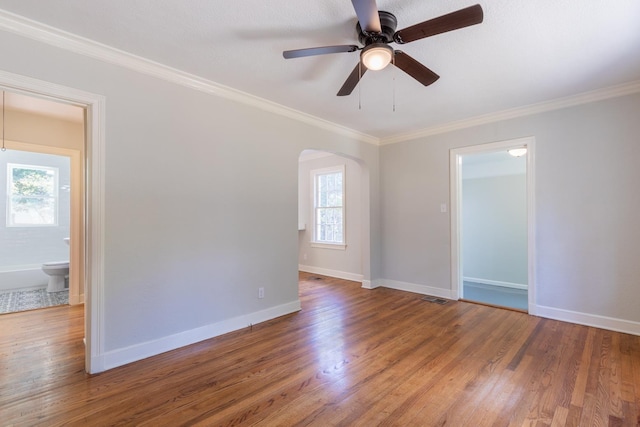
xmin=312 ymin=165 xmax=345 ymax=249
xmin=7 ymin=163 xmax=59 ymax=227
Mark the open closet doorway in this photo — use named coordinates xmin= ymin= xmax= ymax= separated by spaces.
xmin=450 ymin=137 xmax=536 ymax=313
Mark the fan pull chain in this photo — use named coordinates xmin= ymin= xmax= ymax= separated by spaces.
xmin=392 ymin=54 xmax=396 ymax=112
xmin=358 ymin=61 xmax=362 ymax=110
xmin=1 ymin=91 xmax=5 ymax=152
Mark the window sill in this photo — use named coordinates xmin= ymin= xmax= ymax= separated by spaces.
xmin=311 ymin=242 xmax=346 ymax=250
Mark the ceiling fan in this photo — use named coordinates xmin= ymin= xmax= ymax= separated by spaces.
xmin=283 ymin=1 xmax=483 ymax=96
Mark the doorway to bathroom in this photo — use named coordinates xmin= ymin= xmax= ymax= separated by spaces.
xmin=0 ymin=150 xmax=71 ymax=313
xmin=0 ymin=70 xmax=105 ymax=374
xmin=0 ymin=92 xmax=85 ymax=314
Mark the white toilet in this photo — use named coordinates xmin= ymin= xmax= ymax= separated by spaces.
xmin=42 ymin=237 xmax=70 ymax=293
xmin=42 ymin=261 xmax=70 ymax=292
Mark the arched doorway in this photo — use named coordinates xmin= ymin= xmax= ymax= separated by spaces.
xmin=297 ymin=149 xmax=371 ymax=291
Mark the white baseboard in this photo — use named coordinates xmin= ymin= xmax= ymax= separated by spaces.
xmin=101 ymin=300 xmax=301 ymax=371
xmin=376 ymin=280 xmax=639 ymax=336
xmin=298 ymin=265 xmax=363 ymax=283
xmin=535 ymin=305 xmax=640 ymax=336
xmin=379 ymin=279 xmax=456 ymax=300
xmin=463 ymin=276 xmax=528 ymax=290
xmin=361 ymin=279 xmax=384 ymax=290
xmin=70 ymin=293 xmax=84 ymax=305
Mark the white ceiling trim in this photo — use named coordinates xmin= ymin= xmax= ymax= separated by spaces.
xmin=0 ymin=9 xmax=379 ymax=146
xmin=381 ymin=79 xmax=640 ymax=145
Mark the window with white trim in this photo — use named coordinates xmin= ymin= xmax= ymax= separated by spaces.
xmin=312 ymin=165 xmax=345 ymax=248
xmin=7 ymin=163 xmax=59 ymax=227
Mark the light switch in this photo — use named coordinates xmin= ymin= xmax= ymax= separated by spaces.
xmin=440 ymin=203 xmax=447 ymax=213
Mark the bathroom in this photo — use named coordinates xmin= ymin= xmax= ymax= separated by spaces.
xmin=0 ymin=91 xmax=85 ymax=313
xmin=0 ymin=150 xmax=70 ymax=297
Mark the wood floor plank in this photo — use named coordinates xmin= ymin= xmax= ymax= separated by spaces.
xmin=571 ymin=327 xmax=596 ymax=408
xmin=550 ymin=406 xmax=569 ymax=427
xmin=610 ymin=332 xmax=625 ymax=420
xmin=2 ymin=272 xmax=640 ymax=426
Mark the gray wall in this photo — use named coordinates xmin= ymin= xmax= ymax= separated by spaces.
xmin=0 ymin=30 xmax=380 ymax=356
xmin=381 ymin=92 xmax=640 ymax=323
xmin=462 ymin=174 xmax=527 ymax=285
xmin=298 ymin=152 xmax=363 ymax=280
xmin=0 ymin=151 xmax=70 ymax=267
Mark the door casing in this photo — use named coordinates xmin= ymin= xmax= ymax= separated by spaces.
xmin=449 ymin=137 xmax=536 ymax=314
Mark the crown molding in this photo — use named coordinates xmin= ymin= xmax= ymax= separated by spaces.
xmin=0 ymin=9 xmax=380 ymax=146
xmin=380 ymin=79 xmax=640 ymax=145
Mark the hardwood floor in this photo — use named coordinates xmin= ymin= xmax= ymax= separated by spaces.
xmin=2 ymin=272 xmax=639 ymax=426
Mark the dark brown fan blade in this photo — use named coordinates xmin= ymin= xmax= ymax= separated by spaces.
xmin=283 ymin=45 xmax=359 ymax=59
xmin=393 ymin=4 xmax=483 ymax=44
xmin=351 ymin=0 xmax=381 ymax=33
xmin=393 ymin=51 xmax=439 ymax=86
xmin=337 ymin=62 xmax=368 ymax=96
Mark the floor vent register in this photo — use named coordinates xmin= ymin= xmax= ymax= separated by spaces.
xmin=421 ymin=295 xmax=449 ymax=305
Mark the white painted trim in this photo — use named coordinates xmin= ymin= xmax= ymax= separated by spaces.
xmin=85 ymin=90 xmax=106 ymax=374
xmin=69 ymin=292 xmax=84 ymax=305
xmin=535 ymin=305 xmax=640 ymax=337
xmin=299 ymin=265 xmax=363 ymax=283
xmin=450 ymin=137 xmax=536 ymax=314
xmin=463 ymin=277 xmax=528 ymax=290
xmin=525 ymin=141 xmax=537 ymax=315
xmin=450 ymin=152 xmax=463 ymax=304
xmin=299 ymin=150 xmax=335 ymax=162
xmin=362 ymin=280 xmax=380 ymax=289
xmin=0 ymin=70 xmax=107 ymax=374
xmin=310 ymin=242 xmax=347 ymax=250
xmin=0 ymin=9 xmax=377 ymax=146
xmin=310 ymin=164 xmax=346 ymax=250
xmin=381 ymin=80 xmax=640 ymax=145
xmin=380 ymin=279 xmax=456 ymax=300
xmin=102 ymin=300 xmax=301 ymax=371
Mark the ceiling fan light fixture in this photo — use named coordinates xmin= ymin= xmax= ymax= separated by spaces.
xmin=360 ymin=43 xmax=393 ymax=71
xmin=508 ymin=148 xmax=527 ymax=157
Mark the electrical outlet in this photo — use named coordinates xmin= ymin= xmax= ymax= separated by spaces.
xmin=303 ymin=253 xmax=307 ymax=260
xmin=258 ymin=287 xmax=264 ymax=299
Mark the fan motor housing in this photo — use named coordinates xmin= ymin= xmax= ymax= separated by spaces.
xmin=357 ymin=11 xmax=398 ymax=45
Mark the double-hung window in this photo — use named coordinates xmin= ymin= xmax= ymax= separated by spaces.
xmin=7 ymin=163 xmax=59 ymax=227
xmin=311 ymin=165 xmax=345 ymax=249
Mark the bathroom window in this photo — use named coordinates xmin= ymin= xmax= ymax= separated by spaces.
xmin=7 ymin=163 xmax=59 ymax=227
xmin=311 ymin=165 xmax=345 ymax=249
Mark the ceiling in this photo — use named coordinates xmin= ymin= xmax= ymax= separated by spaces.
xmin=3 ymin=92 xmax=84 ymax=123
xmin=0 ymin=0 xmax=639 ymax=140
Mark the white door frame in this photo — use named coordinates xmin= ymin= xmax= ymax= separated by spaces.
xmin=0 ymin=70 xmax=106 ymax=373
xmin=449 ymin=137 xmax=536 ymax=314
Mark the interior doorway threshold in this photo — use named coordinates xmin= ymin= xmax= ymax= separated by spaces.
xmin=459 ymin=298 xmax=527 ymax=314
